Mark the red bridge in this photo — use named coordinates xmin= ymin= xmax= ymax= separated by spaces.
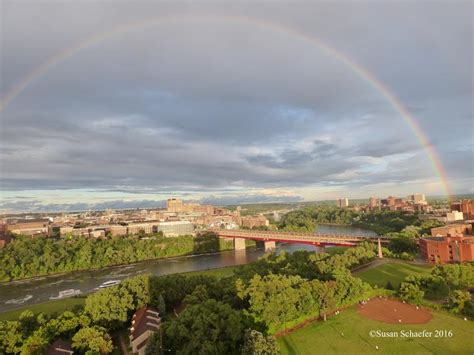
xmin=208 ymin=228 xmax=388 ymax=256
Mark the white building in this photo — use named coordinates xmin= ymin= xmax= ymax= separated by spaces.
xmin=337 ymin=198 xmax=349 ymax=208
xmin=446 ymin=211 xmax=464 ymax=222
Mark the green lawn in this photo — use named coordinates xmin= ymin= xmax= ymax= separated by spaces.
xmin=355 ymin=261 xmax=432 ymax=289
xmin=0 ymin=297 xmax=85 ymax=321
xmin=278 ymin=306 xmax=474 ymax=355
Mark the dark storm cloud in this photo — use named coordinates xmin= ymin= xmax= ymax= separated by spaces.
xmin=0 ymin=0 xmax=472 ymax=208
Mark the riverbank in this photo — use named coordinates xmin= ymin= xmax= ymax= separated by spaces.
xmin=1 ymin=243 xmax=243 ymax=285
xmin=1 ymin=236 xmax=258 ymax=284
xmin=0 ymin=265 xmax=241 ymax=321
xmin=0 ymin=233 xmax=242 ymax=283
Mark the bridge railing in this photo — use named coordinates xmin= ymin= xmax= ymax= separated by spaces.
xmin=207 ymin=228 xmax=389 ymax=242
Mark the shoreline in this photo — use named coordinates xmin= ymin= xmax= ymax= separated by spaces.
xmin=0 ymin=263 xmax=246 ymax=316
xmin=1 ymin=247 xmax=242 ymax=285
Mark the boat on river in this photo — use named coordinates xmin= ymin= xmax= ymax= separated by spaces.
xmin=99 ymin=280 xmax=121 ymax=288
xmin=49 ymin=289 xmax=81 ymax=300
xmin=5 ymin=294 xmax=33 ymax=304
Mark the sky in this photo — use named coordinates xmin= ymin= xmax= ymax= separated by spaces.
xmin=0 ymin=1 xmax=472 ymax=212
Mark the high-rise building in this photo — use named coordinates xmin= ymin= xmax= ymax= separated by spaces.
xmin=387 ymin=196 xmax=396 ymax=206
xmin=410 ymin=193 xmax=426 ymax=205
xmin=458 ymin=200 xmax=474 ymax=219
xmin=450 ymin=200 xmax=474 ymax=219
xmin=369 ymin=197 xmax=380 ymax=209
xmin=166 ymin=198 xmax=184 ymax=212
xmin=337 ymin=198 xmax=349 ymax=208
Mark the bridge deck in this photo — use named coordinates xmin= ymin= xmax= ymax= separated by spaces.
xmin=207 ymin=228 xmax=388 ymax=247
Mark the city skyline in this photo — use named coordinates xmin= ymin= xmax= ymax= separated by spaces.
xmin=1 ymin=2 xmax=472 ymax=212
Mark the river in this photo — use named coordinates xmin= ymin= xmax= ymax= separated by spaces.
xmin=0 ymin=224 xmax=376 ymax=313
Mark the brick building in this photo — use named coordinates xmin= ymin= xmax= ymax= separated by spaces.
xmin=451 ymin=200 xmax=474 ymax=219
xmin=241 ymin=215 xmax=269 ymax=229
xmin=431 ymin=223 xmax=472 ymax=237
xmin=130 ymin=305 xmax=161 ymax=355
xmin=419 ymin=234 xmax=474 ymax=263
xmin=6 ymin=219 xmax=50 ymax=237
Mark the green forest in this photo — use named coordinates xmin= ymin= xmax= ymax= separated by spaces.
xmin=278 ymin=206 xmax=443 ymax=235
xmin=278 ymin=207 xmax=444 ymax=258
xmin=0 ymin=233 xmax=233 ymax=282
xmin=2 ymin=243 xmax=472 ymax=354
xmin=0 ymin=243 xmax=380 ymax=354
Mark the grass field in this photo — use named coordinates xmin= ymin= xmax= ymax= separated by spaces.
xmin=182 ymin=265 xmax=239 ymax=279
xmin=355 ymin=261 xmax=432 ymax=289
xmin=278 ymin=306 xmax=474 ymax=355
xmin=0 ymin=297 xmax=85 ymax=321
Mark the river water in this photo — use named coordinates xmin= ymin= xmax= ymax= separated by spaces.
xmin=0 ymin=225 xmax=376 ymax=313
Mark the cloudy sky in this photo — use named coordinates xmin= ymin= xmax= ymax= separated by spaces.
xmin=0 ymin=1 xmax=472 ymax=212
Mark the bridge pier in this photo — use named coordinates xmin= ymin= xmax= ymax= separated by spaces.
xmin=264 ymin=241 xmax=276 ymax=251
xmin=377 ymin=238 xmax=383 ymax=258
xmin=234 ymin=237 xmax=246 ymax=251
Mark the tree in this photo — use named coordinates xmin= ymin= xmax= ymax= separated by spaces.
xmin=144 ymin=332 xmax=162 ymax=355
xmin=385 ymin=281 xmax=394 ymax=290
xmin=163 ymin=300 xmax=245 ymax=354
xmin=20 ymin=333 xmax=48 ymax=355
xmin=448 ymin=290 xmax=471 ymax=313
xmin=236 ymin=274 xmax=314 ymax=331
xmin=19 ymin=310 xmax=38 ymax=336
xmin=153 ymin=294 xmax=166 ymax=315
xmin=72 ymin=327 xmax=113 ymax=354
xmin=388 ymin=235 xmax=417 ymax=254
xmin=241 ymin=329 xmax=279 ymax=355
xmin=183 ymin=285 xmax=209 ymax=305
xmin=0 ymin=321 xmax=25 ymax=354
xmin=432 ymin=264 xmax=474 ymax=292
xmin=312 ymin=280 xmax=338 ymax=321
xmin=399 ymin=282 xmax=424 ymax=304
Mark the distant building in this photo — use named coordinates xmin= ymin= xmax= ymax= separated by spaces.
xmin=337 ymin=198 xmax=349 ymax=208
xmin=241 ymin=215 xmax=269 ymax=229
xmin=431 ymin=223 xmax=472 ymax=237
xmin=167 ymin=198 xmax=184 ymax=212
xmin=6 ymin=219 xmax=49 ymax=237
xmin=446 ymin=211 xmax=464 ymax=222
xmin=368 ymin=197 xmax=380 ymax=209
xmin=130 ymin=305 xmax=161 ymax=355
xmin=409 ymin=193 xmax=427 ymax=205
xmin=0 ymin=235 xmax=12 ymax=248
xmin=127 ymin=222 xmax=155 ymax=235
xmin=451 ymin=200 xmax=474 ymax=219
xmin=156 ymin=221 xmax=194 ymax=236
xmin=419 ymin=234 xmax=474 ymax=263
xmin=109 ymin=225 xmax=128 ymax=236
xmin=45 ymin=339 xmax=74 ymax=355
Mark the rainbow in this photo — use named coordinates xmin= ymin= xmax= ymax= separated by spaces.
xmin=0 ymin=14 xmax=452 ymax=198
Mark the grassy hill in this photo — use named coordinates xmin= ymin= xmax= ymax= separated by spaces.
xmin=354 ymin=261 xmax=432 ymax=289
xmin=278 ymin=306 xmax=473 ymax=354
